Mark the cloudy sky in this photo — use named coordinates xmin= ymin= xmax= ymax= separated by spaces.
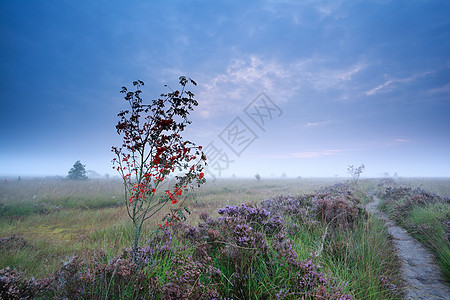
xmin=1 ymin=0 xmax=449 ymax=178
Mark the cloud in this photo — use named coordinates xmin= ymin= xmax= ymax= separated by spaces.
xmin=292 ymin=59 xmax=366 ymax=91
xmin=262 ymin=0 xmax=347 ymax=24
xmin=346 ymin=138 xmax=411 ymax=152
xmin=261 ymin=149 xmax=343 ymax=159
xmin=393 ymin=138 xmax=409 ymax=143
xmin=427 ymin=83 xmax=450 ymax=94
xmin=366 ymin=71 xmax=434 ymax=96
xmin=304 ymin=120 xmax=332 ymax=128
xmin=314 ymin=0 xmax=347 ymax=19
xmin=194 ymin=55 xmax=292 ymax=118
xmin=305 ymin=122 xmax=321 ymax=128
xmin=195 ymin=55 xmax=367 ymax=118
xmin=366 ymin=80 xmax=394 ymax=96
xmin=219 ymin=56 xmax=289 ymax=89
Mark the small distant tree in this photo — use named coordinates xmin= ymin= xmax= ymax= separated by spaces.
xmin=112 ymin=77 xmax=206 ymax=254
xmin=347 ymin=164 xmax=365 ymax=184
xmin=67 ymin=161 xmax=88 ymax=180
xmin=255 ymin=173 xmax=261 ymax=182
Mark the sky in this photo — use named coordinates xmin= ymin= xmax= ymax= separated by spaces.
xmin=0 ymin=0 xmax=449 ymax=178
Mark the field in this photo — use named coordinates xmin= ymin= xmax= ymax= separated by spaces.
xmin=0 ymin=177 xmax=342 ymax=277
xmin=1 ymin=176 xmax=449 ymax=299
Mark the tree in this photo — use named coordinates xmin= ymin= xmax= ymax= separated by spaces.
xmin=67 ymin=161 xmax=88 ymax=180
xmin=112 ymin=77 xmax=206 ymax=254
xmin=255 ymin=173 xmax=261 ymax=182
xmin=347 ymin=164 xmax=365 ymax=184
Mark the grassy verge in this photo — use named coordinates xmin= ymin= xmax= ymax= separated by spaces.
xmin=378 ymin=185 xmax=450 ymax=282
xmin=310 ymin=216 xmax=401 ymax=299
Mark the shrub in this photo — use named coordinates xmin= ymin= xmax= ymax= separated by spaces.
xmin=262 ymin=183 xmax=365 ymax=229
xmin=381 ymin=186 xmax=445 ymax=221
xmin=0 ymin=267 xmax=51 ymax=299
xmin=161 ymin=245 xmax=222 ymax=299
xmin=0 ymin=235 xmax=27 ymax=251
xmin=312 ymin=196 xmax=363 ymax=229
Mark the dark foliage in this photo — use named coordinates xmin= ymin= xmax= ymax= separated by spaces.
xmin=0 ymin=235 xmax=27 ymax=251
xmin=67 ymin=161 xmax=88 ymax=180
xmin=0 ymin=267 xmax=51 ymax=299
xmin=112 ymin=77 xmax=206 ymax=254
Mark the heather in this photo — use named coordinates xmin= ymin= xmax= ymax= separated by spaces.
xmin=0 ymin=179 xmax=406 ymax=299
xmin=379 ymin=184 xmax=450 ymax=282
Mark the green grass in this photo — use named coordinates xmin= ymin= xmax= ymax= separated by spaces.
xmin=286 ymin=215 xmax=402 ymax=299
xmin=379 ymin=184 xmax=450 ymax=283
xmin=407 ymin=202 xmax=450 ymax=282
xmin=0 ymin=178 xmax=124 ymax=217
xmin=0 ymin=236 xmax=84 ymax=278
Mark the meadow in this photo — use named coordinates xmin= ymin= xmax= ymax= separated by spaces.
xmin=0 ymin=176 xmax=449 ymax=299
xmin=0 ymin=177 xmax=342 ymax=277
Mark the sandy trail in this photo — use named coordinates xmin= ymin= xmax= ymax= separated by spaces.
xmin=365 ymin=194 xmax=450 ymax=299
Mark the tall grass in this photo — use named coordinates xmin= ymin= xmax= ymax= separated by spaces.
xmin=0 ymin=178 xmax=124 ymax=217
xmin=379 ymin=184 xmax=450 ymax=283
xmin=318 ymin=216 xmax=401 ymax=299
xmin=398 ymin=177 xmax=450 ymax=197
xmin=407 ymin=202 xmax=450 ymax=281
xmin=282 ymin=212 xmax=402 ymax=298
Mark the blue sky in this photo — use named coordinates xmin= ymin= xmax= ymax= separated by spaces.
xmin=1 ymin=0 xmax=449 ymax=178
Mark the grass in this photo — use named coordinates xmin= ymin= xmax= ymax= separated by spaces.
xmin=0 ymin=177 xmax=413 ymax=298
xmin=0 ymin=178 xmax=124 ymax=217
xmin=397 ymin=177 xmax=450 ymax=197
xmin=0 ymin=178 xmax=333 ymax=275
xmin=406 ymin=202 xmax=450 ymax=281
xmin=284 ymin=212 xmax=402 ymax=299
xmin=378 ymin=182 xmax=450 ymax=283
xmin=320 ymin=216 xmax=401 ymax=299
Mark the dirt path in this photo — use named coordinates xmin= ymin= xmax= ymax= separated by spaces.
xmin=365 ymin=194 xmax=450 ymax=299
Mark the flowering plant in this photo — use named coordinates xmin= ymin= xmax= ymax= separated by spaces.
xmin=112 ymin=77 xmax=206 ymax=253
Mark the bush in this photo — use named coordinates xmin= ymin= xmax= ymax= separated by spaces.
xmin=380 ymin=186 xmax=450 ymax=282
xmin=381 ymin=186 xmax=445 ymax=221
xmin=0 ymin=267 xmax=51 ymax=299
xmin=262 ymin=183 xmax=365 ymax=229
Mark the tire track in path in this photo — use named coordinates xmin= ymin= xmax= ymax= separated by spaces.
xmin=366 ymin=194 xmax=450 ymax=300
